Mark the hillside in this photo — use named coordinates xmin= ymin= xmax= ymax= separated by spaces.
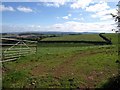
xmin=42 ymin=33 xmax=118 ymax=44
xmin=2 ymin=33 xmax=119 ymax=88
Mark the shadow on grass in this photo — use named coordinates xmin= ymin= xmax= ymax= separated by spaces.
xmin=101 ymin=74 xmax=120 ymax=89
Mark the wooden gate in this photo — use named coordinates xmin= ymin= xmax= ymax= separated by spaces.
xmin=0 ymin=38 xmax=37 ymax=62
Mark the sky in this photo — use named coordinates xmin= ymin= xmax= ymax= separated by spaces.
xmin=1 ymin=0 xmax=119 ymax=33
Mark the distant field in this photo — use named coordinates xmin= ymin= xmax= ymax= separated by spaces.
xmin=42 ymin=34 xmax=103 ymax=41
xmin=42 ymin=33 xmax=118 ymax=44
xmin=2 ymin=33 xmax=119 ymax=88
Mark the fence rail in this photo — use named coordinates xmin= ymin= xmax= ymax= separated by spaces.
xmin=1 ymin=38 xmax=37 ymax=62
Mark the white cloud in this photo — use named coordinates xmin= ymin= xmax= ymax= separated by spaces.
xmin=91 ymin=8 xmax=117 ymax=21
xmin=52 ymin=23 xmax=64 ymax=29
xmin=2 ymin=0 xmax=119 ymax=2
xmin=62 ymin=16 xmax=69 ymax=20
xmin=73 ymin=17 xmax=84 ymax=21
xmin=86 ymin=2 xmax=110 ymax=12
xmin=45 ymin=3 xmax=60 ymax=7
xmin=0 ymin=5 xmax=15 ymax=12
xmin=2 ymin=21 xmax=115 ymax=33
xmin=86 ymin=2 xmax=117 ymax=21
xmin=70 ymin=0 xmax=94 ymax=9
xmin=68 ymin=14 xmax=72 ymax=17
xmin=50 ymin=21 xmax=115 ymax=33
xmin=100 ymin=15 xmax=112 ymax=21
xmin=62 ymin=13 xmax=72 ymax=20
xmin=30 ymin=25 xmax=41 ymax=28
xmin=2 ymin=18 xmax=115 ymax=33
xmin=63 ymin=13 xmax=84 ymax=21
xmin=62 ymin=14 xmax=72 ymax=20
xmin=2 ymin=24 xmax=41 ymax=33
xmin=44 ymin=0 xmax=66 ymax=7
xmin=17 ymin=6 xmax=33 ymax=13
xmin=50 ymin=0 xmax=66 ymax=5
xmin=73 ymin=18 xmax=78 ymax=20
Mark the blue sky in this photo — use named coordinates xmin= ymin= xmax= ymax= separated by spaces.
xmin=1 ymin=0 xmax=119 ymax=33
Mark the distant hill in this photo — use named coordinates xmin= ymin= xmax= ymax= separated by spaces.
xmin=1 ymin=31 xmax=99 ymax=35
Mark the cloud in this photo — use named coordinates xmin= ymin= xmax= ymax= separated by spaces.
xmin=86 ymin=2 xmax=110 ymax=12
xmin=2 ymin=24 xmax=41 ymax=33
xmin=0 ymin=5 xmax=34 ymax=13
xmin=62 ymin=13 xmax=72 ymax=20
xmin=73 ymin=18 xmax=79 ymax=20
xmin=44 ymin=2 xmax=60 ymax=7
xmin=44 ymin=0 xmax=66 ymax=7
xmin=52 ymin=23 xmax=64 ymax=29
xmin=0 ymin=5 xmax=15 ymax=12
xmin=17 ymin=6 xmax=33 ymax=13
xmin=68 ymin=14 xmax=72 ymax=17
xmin=85 ymin=2 xmax=117 ymax=21
xmin=62 ymin=16 xmax=69 ymax=20
xmin=2 ymin=21 xmax=115 ymax=33
xmin=2 ymin=0 xmax=119 ymax=2
xmin=73 ymin=17 xmax=84 ymax=21
xmin=30 ymin=25 xmax=41 ymax=28
xmin=100 ymin=15 xmax=112 ymax=21
xmin=50 ymin=0 xmax=66 ymax=5
xmin=50 ymin=21 xmax=115 ymax=33
xmin=91 ymin=9 xmax=117 ymax=21
xmin=70 ymin=0 xmax=94 ymax=9
xmin=62 ymin=14 xmax=84 ymax=21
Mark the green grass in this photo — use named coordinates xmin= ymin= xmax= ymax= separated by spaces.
xmin=2 ymin=44 xmax=118 ymax=88
xmin=104 ymin=33 xmax=119 ymax=44
xmin=2 ymin=33 xmax=119 ymax=88
xmin=37 ymin=43 xmax=96 ymax=47
xmin=42 ymin=33 xmax=118 ymax=43
xmin=42 ymin=34 xmax=104 ymax=41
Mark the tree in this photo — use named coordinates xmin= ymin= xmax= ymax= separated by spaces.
xmin=111 ymin=1 xmax=120 ymax=33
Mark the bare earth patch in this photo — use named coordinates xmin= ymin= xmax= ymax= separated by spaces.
xmin=30 ymin=64 xmax=47 ymax=76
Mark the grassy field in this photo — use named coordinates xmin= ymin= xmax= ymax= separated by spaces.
xmin=104 ymin=33 xmax=119 ymax=44
xmin=42 ymin=33 xmax=118 ymax=43
xmin=42 ymin=34 xmax=103 ymax=41
xmin=2 ymin=33 xmax=119 ymax=88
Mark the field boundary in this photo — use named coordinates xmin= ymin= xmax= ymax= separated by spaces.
xmin=99 ymin=33 xmax=112 ymax=44
xmin=38 ymin=40 xmax=110 ymax=45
